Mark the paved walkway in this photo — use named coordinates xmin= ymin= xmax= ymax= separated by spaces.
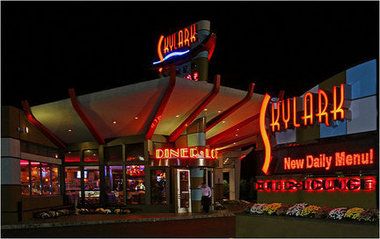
xmin=2 ymin=210 xmax=234 ymax=229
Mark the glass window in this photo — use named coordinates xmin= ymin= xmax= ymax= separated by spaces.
xmin=105 ymin=165 xmax=124 ymax=205
xmin=104 ymin=145 xmax=123 ymax=163
xmin=51 ymin=165 xmax=60 ymax=195
xmin=41 ymin=163 xmax=51 ymax=195
xmin=64 ymin=151 xmax=80 ymax=163
xmin=30 ymin=162 xmax=41 ymax=195
xmin=83 ymin=149 xmax=99 ymax=163
xmin=125 ymin=143 xmax=145 ymax=162
xmin=151 ymin=170 xmax=167 ymax=205
xmin=65 ymin=166 xmax=81 ymax=204
xmin=126 ymin=165 xmax=145 ymax=204
xmin=84 ymin=166 xmax=100 ymax=206
xmin=20 ymin=160 xmax=30 ymax=196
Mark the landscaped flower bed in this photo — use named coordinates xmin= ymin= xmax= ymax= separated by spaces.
xmin=34 ymin=207 xmax=132 ymax=219
xmin=248 ymin=203 xmax=379 ymax=223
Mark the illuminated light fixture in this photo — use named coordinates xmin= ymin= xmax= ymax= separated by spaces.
xmin=235 ymin=134 xmax=238 ymax=137
xmin=204 ymin=108 xmax=208 ymax=111
xmin=217 ymin=110 xmax=222 ymax=113
xmin=112 ymin=121 xmax=117 ymax=124
xmin=233 ymin=142 xmax=236 ymax=145
xmin=134 ymin=116 xmax=139 ymax=120
xmin=68 ymin=129 xmax=72 ymax=132
xmin=176 ymin=115 xmax=180 ymax=118
xmin=236 ymin=128 xmax=239 ymax=131
xmin=152 ymin=50 xmax=190 ymax=65
xmin=54 ymin=154 xmax=58 ymax=159
xmin=222 ymin=121 xmax=226 ymax=124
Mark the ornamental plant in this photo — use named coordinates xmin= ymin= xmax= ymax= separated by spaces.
xmin=300 ymin=205 xmax=322 ymax=218
xmin=328 ymin=207 xmax=347 ymax=220
xmin=358 ymin=209 xmax=379 ymax=222
xmin=263 ymin=203 xmax=282 ymax=215
xmin=286 ymin=203 xmax=308 ymax=217
xmin=344 ymin=207 xmax=365 ymax=220
xmin=275 ymin=204 xmax=291 ymax=216
xmin=250 ymin=203 xmax=266 ymax=214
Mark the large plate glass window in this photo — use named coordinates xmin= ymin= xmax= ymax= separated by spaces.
xmin=126 ymin=165 xmax=145 ymax=204
xmin=151 ymin=169 xmax=167 ymax=205
xmin=30 ymin=161 xmax=41 ymax=195
xmin=84 ymin=166 xmax=100 ymax=206
xmin=20 ymin=160 xmax=30 ymax=196
xmin=65 ymin=166 xmax=81 ymax=204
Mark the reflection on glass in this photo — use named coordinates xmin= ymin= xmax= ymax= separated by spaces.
xmin=125 ymin=143 xmax=145 ymax=162
xmin=126 ymin=165 xmax=145 ymax=204
xmin=64 ymin=151 xmax=80 ymax=163
xmin=104 ymin=146 xmax=122 ymax=163
xmin=30 ymin=162 xmax=41 ymax=195
xmin=20 ymin=160 xmax=30 ymax=196
xmin=51 ymin=165 xmax=60 ymax=195
xmin=65 ymin=166 xmax=81 ymax=204
xmin=105 ymin=165 xmax=124 ymax=205
xmin=151 ymin=170 xmax=167 ymax=205
xmin=84 ymin=166 xmax=100 ymax=206
xmin=83 ymin=149 xmax=99 ymax=163
xmin=41 ymin=163 xmax=51 ymax=195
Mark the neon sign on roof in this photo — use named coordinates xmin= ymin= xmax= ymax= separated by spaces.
xmin=156 ymin=23 xmax=197 ymax=64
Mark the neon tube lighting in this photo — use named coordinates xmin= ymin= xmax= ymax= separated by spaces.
xmin=153 ymin=50 xmax=190 ymax=65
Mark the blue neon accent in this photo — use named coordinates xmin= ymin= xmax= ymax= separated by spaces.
xmin=153 ymin=50 xmax=190 ymax=65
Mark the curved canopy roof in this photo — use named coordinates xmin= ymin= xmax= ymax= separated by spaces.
xmin=30 ymin=77 xmax=264 ymax=150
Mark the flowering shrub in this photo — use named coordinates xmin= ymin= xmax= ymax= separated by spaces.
xmin=344 ymin=207 xmax=365 ymax=220
xmin=247 ymin=202 xmax=378 ymax=223
xmin=250 ymin=203 xmax=266 ymax=214
xmin=275 ymin=204 xmax=291 ymax=216
xmin=300 ymin=205 xmax=322 ymax=218
xmin=263 ymin=203 xmax=283 ymax=215
xmin=358 ymin=209 xmax=379 ymax=222
xmin=328 ymin=207 xmax=347 ymax=220
xmin=286 ymin=203 xmax=308 ymax=217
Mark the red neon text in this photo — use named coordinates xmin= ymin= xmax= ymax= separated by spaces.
xmin=283 ymin=148 xmax=375 ymax=171
xmin=155 ymin=147 xmax=217 ymax=160
xmin=270 ymin=84 xmax=345 ymax=132
xmin=256 ymin=176 xmax=376 ymax=192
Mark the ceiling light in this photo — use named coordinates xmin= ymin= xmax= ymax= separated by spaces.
xmin=113 ymin=121 xmax=117 ymax=124
xmin=217 ymin=110 xmax=222 ymax=113
xmin=236 ymin=128 xmax=239 ymax=131
xmin=233 ymin=142 xmax=236 ymax=145
xmin=134 ymin=116 xmax=138 ymax=120
xmin=222 ymin=121 xmax=226 ymax=124
xmin=235 ymin=134 xmax=239 ymax=137
xmin=204 ymin=108 xmax=208 ymax=111
xmin=68 ymin=129 xmax=72 ymax=132
xmin=176 ymin=115 xmax=180 ymax=118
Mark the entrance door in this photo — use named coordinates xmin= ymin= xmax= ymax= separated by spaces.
xmin=175 ymin=169 xmax=192 ymax=213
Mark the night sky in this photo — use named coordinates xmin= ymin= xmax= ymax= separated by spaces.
xmin=2 ymin=1 xmax=379 ymax=108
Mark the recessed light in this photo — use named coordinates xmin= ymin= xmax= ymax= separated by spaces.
xmin=176 ymin=115 xmax=180 ymax=118
xmin=113 ymin=121 xmax=117 ymax=124
xmin=222 ymin=121 xmax=226 ymax=124
xmin=204 ymin=108 xmax=208 ymax=111
xmin=235 ymin=134 xmax=239 ymax=137
xmin=217 ymin=110 xmax=222 ymax=113
xmin=68 ymin=129 xmax=72 ymax=132
xmin=134 ymin=116 xmax=139 ymax=120
xmin=233 ymin=142 xmax=236 ymax=145
xmin=236 ymin=129 xmax=239 ymax=131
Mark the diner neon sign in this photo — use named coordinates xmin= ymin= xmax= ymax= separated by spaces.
xmin=155 ymin=147 xmax=218 ymax=160
xmin=270 ymin=84 xmax=345 ymax=132
xmin=256 ymin=176 xmax=376 ymax=192
xmin=156 ymin=23 xmax=197 ymax=64
xmin=283 ymin=148 xmax=375 ymax=171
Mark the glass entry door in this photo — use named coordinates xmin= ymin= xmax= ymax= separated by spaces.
xmin=175 ymin=169 xmax=192 ymax=213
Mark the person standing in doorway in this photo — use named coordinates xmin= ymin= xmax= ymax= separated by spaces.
xmin=200 ymin=182 xmax=212 ymax=213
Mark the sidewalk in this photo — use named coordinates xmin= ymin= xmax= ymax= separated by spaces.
xmin=1 ymin=210 xmax=236 ymax=237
